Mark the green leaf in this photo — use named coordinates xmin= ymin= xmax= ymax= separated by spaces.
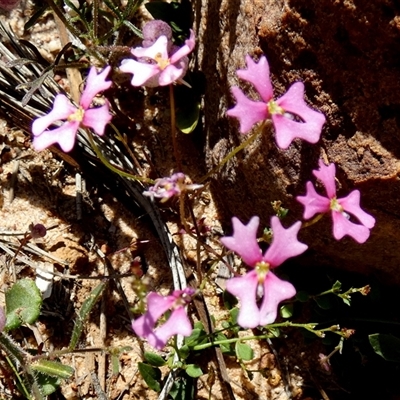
xmin=235 ymin=342 xmax=254 ymax=361
xmin=5 ymin=279 xmax=42 ymax=330
xmin=138 ymin=362 xmax=161 ymax=392
xmin=280 ymin=303 xmax=293 ymax=318
xmin=31 ymin=360 xmax=74 ymax=379
xmin=176 ymin=101 xmax=200 ymax=134
xmin=369 ymin=333 xmax=400 ymax=362
xmin=216 ymin=333 xmax=232 ymax=354
xmin=332 ymin=280 xmax=342 ymax=291
xmin=144 ymin=352 xmax=166 ymax=367
xmin=169 ymin=376 xmax=195 ymax=400
xmin=185 ymin=364 xmax=203 ymax=378
xmin=35 ymin=373 xmax=61 ymax=396
xmin=184 ymin=327 xmax=207 ymax=347
xmin=69 ymin=282 xmax=106 ymax=350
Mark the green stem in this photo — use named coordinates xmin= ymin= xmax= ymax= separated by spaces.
xmin=199 ymin=128 xmax=261 ymax=183
xmin=85 ymin=130 xmax=153 ymax=183
xmin=169 ymin=84 xmax=182 ymax=171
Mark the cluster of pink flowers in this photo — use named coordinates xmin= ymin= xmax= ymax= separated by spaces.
xmin=31 ymin=20 xmax=195 ymax=153
xmin=28 ymin=19 xmax=376 ymax=350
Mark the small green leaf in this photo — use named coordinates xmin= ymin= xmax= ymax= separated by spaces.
xmin=235 ymin=342 xmax=254 ymax=361
xmin=332 ymin=280 xmax=342 ymax=291
xmin=69 ymin=282 xmax=105 ymax=350
xmin=31 ymin=360 xmax=74 ymax=379
xmin=35 ymin=373 xmax=61 ymax=396
xmin=216 ymin=333 xmax=232 ymax=354
xmin=176 ymin=102 xmax=200 ymax=134
xmin=5 ymin=279 xmax=42 ymax=330
xmin=369 ymin=333 xmax=400 ymax=362
xmin=280 ymin=303 xmax=293 ymax=318
xmin=138 ymin=362 xmax=161 ymax=392
xmin=169 ymin=376 xmax=195 ymax=400
xmin=144 ymin=352 xmax=166 ymax=367
xmin=185 ymin=364 xmax=203 ymax=378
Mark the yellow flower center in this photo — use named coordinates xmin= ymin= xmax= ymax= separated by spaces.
xmin=255 ymin=261 xmax=270 ymax=284
xmin=267 ymin=100 xmax=285 ymax=115
xmin=67 ymin=107 xmax=85 ymax=122
xmin=154 ymin=52 xmax=170 ymax=70
xmin=330 ymin=197 xmax=344 ymax=213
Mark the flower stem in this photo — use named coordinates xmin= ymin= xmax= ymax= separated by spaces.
xmin=170 ymin=84 xmax=182 ymax=171
xmin=85 ymin=129 xmax=154 ymax=184
xmin=199 ymin=127 xmax=261 ymax=183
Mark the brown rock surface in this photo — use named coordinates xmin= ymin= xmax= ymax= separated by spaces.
xmin=195 ymin=0 xmax=400 ymax=283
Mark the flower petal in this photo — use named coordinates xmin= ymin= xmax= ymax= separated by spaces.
xmin=80 ymin=66 xmax=112 ymax=109
xmin=158 ymin=63 xmax=185 ymax=86
xmin=226 ymin=270 xmax=260 ymax=328
xmin=32 ymin=121 xmax=79 ymax=152
xmin=264 ymin=217 xmax=308 ymax=267
xmin=220 ymin=216 xmax=263 ymax=267
xmin=313 ymin=160 xmax=337 ymax=199
xmin=275 ymin=82 xmax=325 ymax=147
xmin=149 ymin=307 xmax=193 ymax=349
xmin=338 ymin=190 xmax=375 ymax=229
xmin=120 ymin=59 xmax=160 ymax=86
xmin=169 ymin=30 xmax=196 ymax=64
xmin=297 ymin=181 xmax=331 ymax=219
xmin=132 ymin=35 xmax=169 ymax=60
xmin=259 ymin=271 xmax=296 ymax=326
xmin=82 ymin=103 xmax=112 ymax=136
xmin=236 ymin=55 xmax=273 ymax=103
xmin=226 ymin=86 xmax=268 ymax=134
xmin=32 ymin=94 xmax=76 ymax=136
xmin=331 ymin=211 xmax=371 ymax=243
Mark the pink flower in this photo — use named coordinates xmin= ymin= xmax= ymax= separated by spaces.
xmin=296 ymin=160 xmax=375 ymax=243
xmin=143 ymin=172 xmax=203 ymax=202
xmin=32 ymin=66 xmax=112 ymax=152
xmin=120 ymin=30 xmax=195 ymax=87
xmin=132 ymin=288 xmax=195 ymax=349
xmin=221 ymin=216 xmax=307 ymax=328
xmin=226 ymin=55 xmax=326 ymax=149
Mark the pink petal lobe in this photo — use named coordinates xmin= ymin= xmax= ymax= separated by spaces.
xmin=149 ymin=307 xmax=192 ymax=349
xmin=313 ymin=160 xmax=337 ymax=199
xmin=226 ymin=86 xmax=268 ymax=134
xmin=259 ymin=272 xmax=296 ymax=326
xmin=271 ymin=114 xmax=320 ymax=149
xmin=32 ymin=94 xmax=76 ymax=136
xmin=120 ymin=59 xmax=160 ymax=86
xmin=331 ymin=211 xmax=371 ymax=243
xmin=169 ymin=30 xmax=196 ymax=64
xmin=158 ymin=64 xmax=185 ymax=86
xmin=220 ymin=216 xmax=262 ymax=267
xmin=32 ymin=121 xmax=79 ymax=152
xmin=273 ymin=82 xmax=325 ymax=148
xmin=338 ymin=190 xmax=376 ymax=229
xmin=297 ymin=181 xmax=331 ymax=219
xmin=80 ymin=66 xmax=112 ymax=109
xmin=226 ymin=270 xmax=260 ymax=328
xmin=236 ymin=55 xmax=273 ymax=102
xmin=132 ymin=35 xmax=169 ymax=60
xmin=264 ymin=217 xmax=308 ymax=268
xmin=82 ymin=103 xmax=112 ymax=135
